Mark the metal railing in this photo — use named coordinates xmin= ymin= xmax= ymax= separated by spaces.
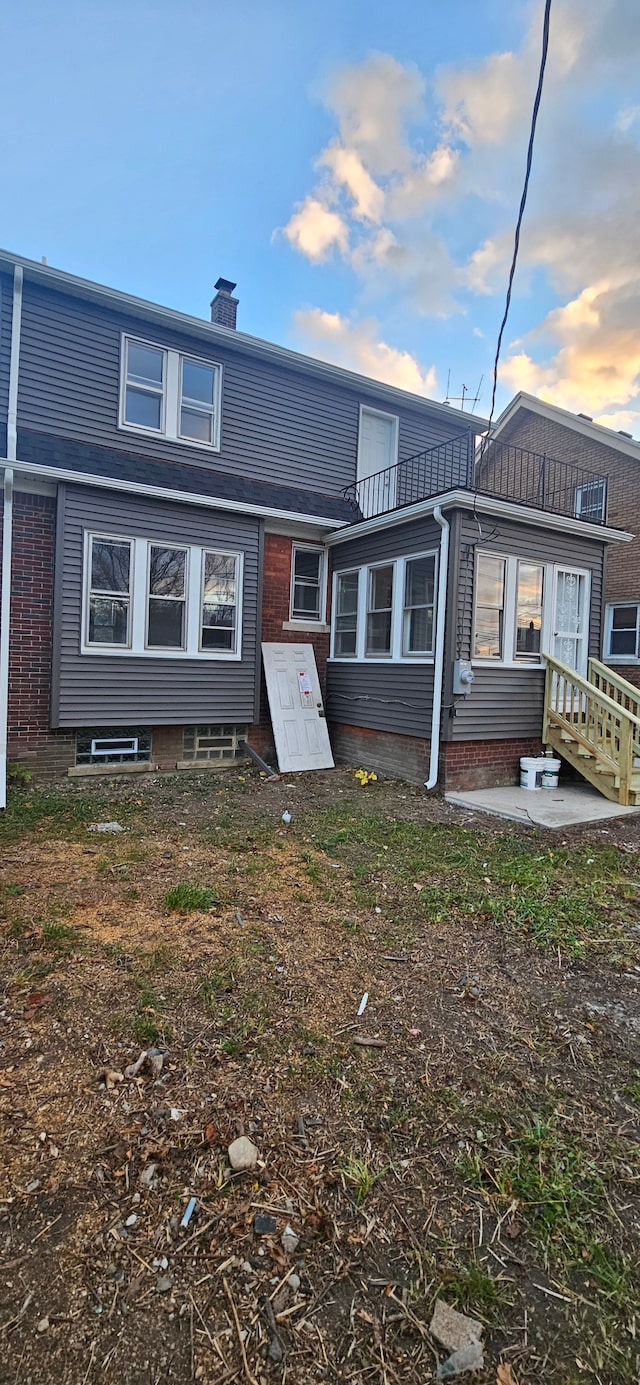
xmin=342 ymin=430 xmax=610 ymax=526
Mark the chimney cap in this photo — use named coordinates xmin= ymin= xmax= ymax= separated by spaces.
xmin=214 ymin=277 xmax=237 ymax=295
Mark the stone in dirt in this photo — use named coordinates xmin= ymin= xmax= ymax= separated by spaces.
xmin=228 ymin=1136 xmax=259 ymax=1171
xmin=281 ymin=1224 xmax=299 ymax=1253
xmin=430 ymin=1299 xmax=483 ymax=1354
xmin=254 ymin=1213 xmax=277 ymax=1236
xmin=88 ymin=822 xmax=125 ymax=833
xmin=156 ymin=1275 xmax=173 ymax=1293
xmin=435 ymin=1342 xmax=484 ymax=1379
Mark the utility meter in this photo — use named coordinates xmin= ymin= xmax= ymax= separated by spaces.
xmin=453 ymin=659 xmax=474 ymax=696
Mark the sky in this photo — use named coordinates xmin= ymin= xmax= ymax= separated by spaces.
xmin=2 ymin=0 xmax=640 ymax=431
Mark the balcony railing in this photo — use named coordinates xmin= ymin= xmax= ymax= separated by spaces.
xmin=342 ymin=430 xmax=610 ymax=526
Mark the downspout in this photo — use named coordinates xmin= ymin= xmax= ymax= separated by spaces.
xmin=0 ymin=266 xmax=23 ymax=808
xmin=424 ymin=503 xmax=449 ymax=791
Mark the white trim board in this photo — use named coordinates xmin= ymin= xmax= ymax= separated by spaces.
xmin=492 ymin=391 xmax=640 ymax=462
xmin=325 ymin=489 xmax=633 ymax=547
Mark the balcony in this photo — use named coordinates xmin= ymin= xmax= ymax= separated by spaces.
xmin=341 ymin=430 xmax=610 ymax=527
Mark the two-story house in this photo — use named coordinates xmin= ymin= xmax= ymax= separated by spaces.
xmin=0 ymin=252 xmax=634 ymax=805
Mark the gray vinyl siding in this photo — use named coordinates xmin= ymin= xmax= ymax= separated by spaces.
xmin=53 ymin=484 xmax=260 ymax=727
xmin=327 ymin=516 xmax=442 ymax=737
xmin=0 ymin=272 xmax=12 ymax=449
xmin=17 ymin=283 xmax=467 ymax=497
xmin=450 ymin=509 xmax=605 ymax=741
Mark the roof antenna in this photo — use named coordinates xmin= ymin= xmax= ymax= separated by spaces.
xmin=444 ymin=374 xmax=483 ymax=411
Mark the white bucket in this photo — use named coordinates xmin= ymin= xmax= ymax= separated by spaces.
xmin=520 ymin=756 xmax=545 ymax=790
xmin=542 ymin=757 xmax=561 ymax=789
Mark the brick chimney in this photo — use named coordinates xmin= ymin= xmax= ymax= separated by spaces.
xmin=210 ymin=277 xmax=238 ymax=329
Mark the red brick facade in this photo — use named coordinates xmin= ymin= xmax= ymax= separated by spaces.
xmin=4 ymin=492 xmax=74 ymax=777
xmin=330 ymin=723 xmax=543 ymax=790
xmin=248 ymin=532 xmax=331 ymax=758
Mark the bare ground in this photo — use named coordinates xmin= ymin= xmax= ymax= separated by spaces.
xmin=0 ymin=768 xmax=639 ymax=1385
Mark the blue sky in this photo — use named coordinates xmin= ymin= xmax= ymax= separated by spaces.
xmin=2 ymin=1 xmax=639 ymax=428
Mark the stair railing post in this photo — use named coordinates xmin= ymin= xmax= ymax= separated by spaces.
xmin=543 ymin=658 xmax=552 ymax=745
xmin=618 ymin=713 xmax=633 ymax=806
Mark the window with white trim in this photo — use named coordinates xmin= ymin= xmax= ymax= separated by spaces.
xmin=83 ymin=534 xmax=242 ymax=659
xmin=121 ymin=337 xmax=221 ymax=449
xmin=331 ymin=553 xmax=437 ymax=661
xmin=605 ymin=603 xmax=640 ymax=662
xmin=575 ymin=479 xmax=606 ymax=523
xmin=290 ymin=546 xmax=325 ymax=621
xmin=474 ymin=554 xmax=505 ymax=659
xmin=515 ymin=561 xmax=544 ymax=660
xmin=473 ymin=552 xmax=589 ymax=666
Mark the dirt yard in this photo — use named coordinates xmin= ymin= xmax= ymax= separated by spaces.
xmin=1 ymin=767 xmax=639 ymax=1385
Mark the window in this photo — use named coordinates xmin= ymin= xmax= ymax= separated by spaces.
xmin=182 ymin=724 xmax=248 ymax=763
xmin=75 ymin=727 xmax=152 ymax=766
xmin=120 ymin=336 xmax=221 ymax=449
xmin=147 ymin=546 xmax=187 ymax=649
xmin=83 ymin=533 xmax=242 ymax=659
xmin=366 ymin=565 xmax=394 ymax=656
xmin=575 ymin=479 xmax=606 ymax=523
xmin=474 ymin=555 xmax=506 ymax=659
xmin=605 ymin=603 xmax=640 ymax=661
xmin=331 ymin=552 xmax=437 ymax=661
xmin=201 ymin=551 xmax=239 ymax=652
xmin=291 ymin=547 xmax=324 ymax=621
xmin=403 ymin=555 xmax=435 ymax=655
xmin=123 ymin=341 xmax=165 ymax=432
xmin=334 ymin=571 xmax=359 ymax=657
xmin=515 ymin=561 xmax=543 ymax=659
xmin=87 ymin=536 xmax=132 ymax=647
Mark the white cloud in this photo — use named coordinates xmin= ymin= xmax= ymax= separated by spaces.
xmin=294 ymin=308 xmax=437 ymax=395
xmin=280 ymin=1 xmax=640 ymax=423
xmin=281 ymin=196 xmax=348 ymax=262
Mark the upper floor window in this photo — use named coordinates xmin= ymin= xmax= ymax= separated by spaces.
xmin=575 ymin=479 xmax=606 ymax=523
xmin=605 ymin=603 xmax=640 ymax=662
xmin=121 ymin=336 xmax=221 ymax=449
xmin=331 ymin=552 xmax=437 ymax=661
xmin=290 ymin=546 xmax=325 ymax=622
xmin=83 ymin=532 xmax=242 ymax=659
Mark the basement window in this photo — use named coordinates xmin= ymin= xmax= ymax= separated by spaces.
xmin=75 ymin=728 xmax=153 ymax=766
xmin=182 ymin=725 xmax=248 ymax=763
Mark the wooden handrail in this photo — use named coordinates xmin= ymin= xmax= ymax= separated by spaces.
xmin=544 ymin=655 xmax=640 ymax=728
xmin=588 ymin=658 xmax=640 ymax=717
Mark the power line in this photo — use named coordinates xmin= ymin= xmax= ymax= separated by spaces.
xmin=482 ymin=0 xmax=553 ymax=449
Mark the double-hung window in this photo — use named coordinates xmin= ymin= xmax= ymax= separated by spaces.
xmin=84 ymin=534 xmax=242 ymax=659
xmin=331 ymin=553 xmax=437 ymax=661
xmin=473 ymin=552 xmax=589 ymax=666
xmin=366 ymin=565 xmax=394 ymax=656
xmin=87 ymin=536 xmax=132 ymax=647
xmin=515 ymin=561 xmax=544 ymax=659
xmin=291 ymin=547 xmax=324 ymax=621
xmin=474 ymin=555 xmax=506 ymax=659
xmin=121 ymin=337 xmax=221 ymax=449
xmin=575 ymin=479 xmax=606 ymax=523
xmin=605 ymin=603 xmax=640 ymax=661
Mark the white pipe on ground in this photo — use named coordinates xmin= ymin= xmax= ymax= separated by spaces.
xmin=424 ymin=504 xmax=450 ymax=791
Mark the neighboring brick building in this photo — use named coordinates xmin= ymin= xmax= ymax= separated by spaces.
xmin=488 ymin=392 xmax=640 ymax=686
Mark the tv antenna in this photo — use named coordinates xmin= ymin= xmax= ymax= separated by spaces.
xmin=444 ymin=373 xmax=483 ymax=413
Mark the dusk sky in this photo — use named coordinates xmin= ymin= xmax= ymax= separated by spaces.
xmin=2 ymin=0 xmax=639 ymax=428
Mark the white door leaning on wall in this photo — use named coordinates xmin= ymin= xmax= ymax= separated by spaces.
xmin=262 ymin=643 xmax=335 ymax=773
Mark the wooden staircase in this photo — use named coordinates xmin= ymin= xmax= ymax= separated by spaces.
xmin=543 ymin=656 xmax=640 ymax=806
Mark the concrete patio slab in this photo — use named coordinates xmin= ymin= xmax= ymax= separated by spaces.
xmin=445 ymin=782 xmax=640 ymax=829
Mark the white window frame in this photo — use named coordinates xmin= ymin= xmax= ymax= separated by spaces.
xmin=472 ymin=552 xmax=591 ymax=669
xmin=329 ymin=550 xmax=438 ymax=663
xmin=82 ymin=532 xmax=243 ymax=660
xmin=199 ymin=548 xmax=243 ymax=656
xmin=575 ymin=479 xmax=606 ymax=524
xmin=85 ymin=533 xmax=134 ymax=650
xmin=119 ymin=335 xmax=222 ymax=451
xmin=145 ymin=542 xmax=189 ymax=652
xmin=604 ymin=602 xmax=640 ymax=664
xmin=289 ymin=544 xmax=327 ymax=624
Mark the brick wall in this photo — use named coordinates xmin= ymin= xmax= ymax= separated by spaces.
xmin=249 ymin=533 xmax=330 ymax=758
xmin=329 ymin=722 xmax=545 ymax=791
xmin=3 ymin=492 xmax=75 ymax=778
xmin=442 ymin=736 xmax=543 ymax=791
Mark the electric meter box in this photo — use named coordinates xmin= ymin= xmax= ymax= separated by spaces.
xmin=453 ymin=659 xmax=474 ymax=695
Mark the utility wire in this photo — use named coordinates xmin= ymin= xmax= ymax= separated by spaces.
xmin=481 ymin=0 xmax=553 ymax=453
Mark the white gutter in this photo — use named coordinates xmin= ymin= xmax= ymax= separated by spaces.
xmin=0 ymin=266 xmax=22 ymax=808
xmin=425 ymin=504 xmax=449 ymax=792
xmin=325 ymin=489 xmax=633 ymax=546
